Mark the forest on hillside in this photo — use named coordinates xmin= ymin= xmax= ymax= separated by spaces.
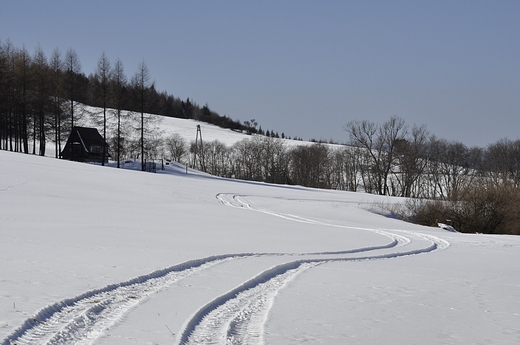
xmin=1 ymin=40 xmax=519 ymax=235
xmin=0 ymin=40 xmax=262 ymax=159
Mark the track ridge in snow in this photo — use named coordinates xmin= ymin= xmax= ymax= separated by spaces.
xmin=4 ymin=239 xmax=402 ymax=345
xmin=1 ymin=254 xmax=248 ymax=345
xmin=3 ymin=243 xmax=401 ymax=344
xmin=178 ymin=243 xmax=448 ymax=344
xmin=175 ymin=193 xmax=450 ymax=344
xmin=4 ymin=193 xmax=449 ymax=345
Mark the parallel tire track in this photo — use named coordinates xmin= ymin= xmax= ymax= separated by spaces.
xmin=178 ymin=240 xmax=448 ymax=345
xmin=3 ymin=193 xmax=448 ymax=345
xmin=2 ymin=241 xmax=399 ymax=344
xmin=176 ymin=193 xmax=449 ymax=344
xmin=1 ymin=255 xmax=245 ymax=345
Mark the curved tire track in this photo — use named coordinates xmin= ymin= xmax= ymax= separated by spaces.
xmin=1 ymin=254 xmax=249 ymax=345
xmin=177 ymin=193 xmax=449 ymax=344
xmin=3 ymin=193 xmax=448 ymax=345
xmin=2 ymin=240 xmax=399 ymax=344
xmin=178 ymin=241 xmax=447 ymax=345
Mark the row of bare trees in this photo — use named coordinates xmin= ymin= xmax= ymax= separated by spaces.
xmin=344 ymin=116 xmax=520 ymax=199
xmin=162 ymin=122 xmax=519 ymax=200
xmin=159 ymin=117 xmax=519 ymax=234
xmin=343 ymin=116 xmax=520 ymax=234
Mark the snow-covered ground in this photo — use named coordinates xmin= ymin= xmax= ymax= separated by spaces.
xmin=1 ymin=146 xmax=520 ymax=344
xmin=80 ymin=104 xmax=319 ymax=151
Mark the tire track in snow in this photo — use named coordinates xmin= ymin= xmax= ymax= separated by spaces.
xmin=2 ymin=239 xmax=400 ymax=345
xmin=3 ymin=193 xmax=447 ymax=345
xmin=1 ymin=254 xmax=250 ymax=345
xmin=176 ymin=193 xmax=449 ymax=344
xmin=179 ymin=261 xmax=317 ymax=345
xmin=2 ymin=240 xmax=400 ymax=344
xmin=216 ymin=193 xmax=413 ymax=248
xmin=178 ymin=243 xmax=448 ymax=345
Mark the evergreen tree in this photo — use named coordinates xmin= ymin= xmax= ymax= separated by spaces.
xmin=131 ymin=60 xmax=151 ymax=171
xmin=14 ymin=46 xmax=31 ymax=154
xmin=111 ymin=58 xmax=126 ymax=168
xmin=49 ymin=48 xmax=63 ymax=158
xmin=94 ymin=52 xmax=111 ymax=166
xmin=63 ymin=48 xmax=81 ymax=132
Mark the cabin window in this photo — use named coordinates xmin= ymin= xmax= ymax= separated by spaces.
xmin=90 ymin=145 xmax=102 ymax=153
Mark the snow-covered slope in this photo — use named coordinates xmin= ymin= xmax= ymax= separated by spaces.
xmin=1 ymin=150 xmax=519 ymax=344
xmin=80 ymin=104 xmax=315 ymax=149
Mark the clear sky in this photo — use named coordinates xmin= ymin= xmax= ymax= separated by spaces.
xmin=2 ymin=0 xmax=519 ymax=147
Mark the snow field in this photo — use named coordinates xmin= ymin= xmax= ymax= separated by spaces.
xmin=1 ymin=149 xmax=520 ymax=344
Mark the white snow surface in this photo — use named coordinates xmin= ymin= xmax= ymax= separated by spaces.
xmin=81 ymin=104 xmax=320 ymax=149
xmin=1 ymin=148 xmax=520 ymax=344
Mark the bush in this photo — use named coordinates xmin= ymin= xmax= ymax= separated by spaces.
xmin=405 ymin=181 xmax=520 ymax=235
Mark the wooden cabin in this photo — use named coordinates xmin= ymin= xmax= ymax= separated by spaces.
xmin=61 ymin=126 xmax=110 ymax=163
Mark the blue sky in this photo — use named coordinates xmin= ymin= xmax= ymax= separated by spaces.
xmin=2 ymin=0 xmax=519 ymax=147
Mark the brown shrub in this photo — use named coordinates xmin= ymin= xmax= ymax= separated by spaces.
xmin=406 ymin=181 xmax=520 ymax=235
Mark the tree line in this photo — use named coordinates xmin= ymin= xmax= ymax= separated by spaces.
xmin=0 ymin=39 xmax=263 ymax=168
xmin=160 ymin=116 xmax=519 ymax=235
xmin=166 ymin=119 xmax=519 ymax=198
xmin=2 ymin=40 xmax=519 ymax=234
xmin=343 ymin=117 xmax=520 ymax=235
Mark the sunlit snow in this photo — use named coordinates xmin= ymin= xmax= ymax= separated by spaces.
xmin=1 ymin=116 xmax=520 ymax=344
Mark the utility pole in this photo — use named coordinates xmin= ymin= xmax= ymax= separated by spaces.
xmin=193 ymin=125 xmax=205 ymax=171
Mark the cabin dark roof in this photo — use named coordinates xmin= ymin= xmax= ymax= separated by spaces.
xmin=70 ymin=126 xmax=108 ymax=153
xmin=60 ymin=126 xmax=110 ymax=162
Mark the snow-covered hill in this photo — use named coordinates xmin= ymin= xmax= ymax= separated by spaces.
xmin=80 ymin=104 xmax=316 ymax=150
xmin=1 ymin=150 xmax=520 ymax=344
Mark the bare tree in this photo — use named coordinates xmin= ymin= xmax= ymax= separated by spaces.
xmin=485 ymin=139 xmax=520 ymax=188
xmin=14 ymin=46 xmax=32 ymax=153
xmin=330 ymin=146 xmax=362 ymax=191
xmin=63 ymin=48 xmax=81 ymax=132
xmin=392 ymin=124 xmax=429 ymax=197
xmin=0 ymin=40 xmax=5 ymax=150
xmin=1 ymin=40 xmax=17 ymax=151
xmin=345 ymin=116 xmax=406 ymax=195
xmin=441 ymin=141 xmax=472 ymax=200
xmin=203 ymin=140 xmax=229 ymax=176
xmin=231 ymin=138 xmax=264 ymax=180
xmin=259 ymin=137 xmax=288 ymax=184
xmin=94 ymin=52 xmax=111 ymax=165
xmin=165 ymin=133 xmax=188 ymax=163
xmin=49 ymin=48 xmax=63 ymax=158
xmin=131 ymin=60 xmax=151 ymax=171
xmin=289 ymin=143 xmax=330 ymax=188
xmin=111 ymin=58 xmax=126 ymax=168
xmin=32 ymin=45 xmax=49 ymax=156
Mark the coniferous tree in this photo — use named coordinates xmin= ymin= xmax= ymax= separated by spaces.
xmin=49 ymin=48 xmax=63 ymax=158
xmin=131 ymin=60 xmax=151 ymax=171
xmin=63 ymin=48 xmax=81 ymax=132
xmin=94 ymin=52 xmax=111 ymax=165
xmin=14 ymin=46 xmax=31 ymax=154
xmin=3 ymin=40 xmax=17 ymax=151
xmin=32 ymin=45 xmax=49 ymax=156
xmin=0 ymin=40 xmax=13 ymax=150
xmin=111 ymin=58 xmax=126 ymax=168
